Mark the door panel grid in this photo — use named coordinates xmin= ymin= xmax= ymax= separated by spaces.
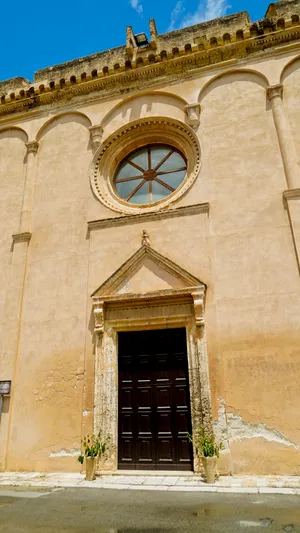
xmin=118 ymin=328 xmax=193 ymax=470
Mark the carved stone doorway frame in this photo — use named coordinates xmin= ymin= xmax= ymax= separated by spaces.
xmin=91 ymin=246 xmax=212 ymax=472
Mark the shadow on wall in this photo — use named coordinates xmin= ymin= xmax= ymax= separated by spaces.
xmin=198 ymin=69 xmax=271 ymax=112
xmin=36 ymin=112 xmax=92 ymax=142
xmin=101 ymin=92 xmax=187 ymax=132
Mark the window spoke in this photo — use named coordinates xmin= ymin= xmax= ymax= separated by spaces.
xmin=115 ymin=175 xmax=144 ymax=183
xmin=156 ymin=167 xmax=187 ymax=176
xmin=154 ymin=149 xmax=174 ymax=171
xmin=127 ymin=160 xmax=146 ymax=173
xmin=154 ymin=177 xmax=175 ymax=192
xmin=126 ymin=179 xmax=146 ymax=201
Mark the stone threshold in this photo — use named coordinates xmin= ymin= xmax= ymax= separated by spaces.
xmin=0 ymin=472 xmax=300 ymax=495
xmin=97 ymin=470 xmax=195 ymax=476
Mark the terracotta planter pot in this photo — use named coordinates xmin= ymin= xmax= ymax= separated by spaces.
xmin=85 ymin=457 xmax=96 ymax=481
xmin=201 ymin=456 xmax=217 ymax=484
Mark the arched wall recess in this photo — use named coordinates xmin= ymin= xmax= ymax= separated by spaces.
xmin=280 ymin=55 xmax=300 ymax=83
xmin=0 ymin=126 xmax=29 ymax=144
xmin=198 ymin=69 xmax=270 ymax=102
xmin=101 ymin=91 xmax=188 ymax=138
xmin=36 ymin=111 xmax=92 ymax=141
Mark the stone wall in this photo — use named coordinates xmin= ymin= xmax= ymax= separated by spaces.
xmin=0 ymin=0 xmax=300 ymax=474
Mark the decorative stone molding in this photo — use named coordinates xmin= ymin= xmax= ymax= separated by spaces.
xmin=93 ymin=300 xmax=104 ymax=334
xmin=1 ymin=11 xmax=300 ymax=119
xmin=25 ymin=141 xmax=39 ymax=155
xmin=267 ymin=83 xmax=300 ymax=190
xmin=141 ymin=229 xmax=151 ymax=247
xmin=192 ymin=289 xmax=205 ymax=327
xmin=12 ymin=232 xmax=32 ymax=244
xmin=283 ymin=188 xmax=300 ymax=201
xmin=267 ymin=84 xmax=283 ymax=100
xmin=90 ymin=117 xmax=201 ymax=215
xmin=89 ymin=125 xmax=103 ymax=149
xmin=87 ymin=203 xmax=209 ymax=231
xmin=185 ymin=103 xmax=201 ymax=129
xmin=92 ymin=244 xmax=210 ymax=471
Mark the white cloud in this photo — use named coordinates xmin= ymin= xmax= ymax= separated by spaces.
xmin=168 ymin=1 xmax=186 ymax=31
xmin=130 ymin=0 xmax=143 ymax=15
xmin=169 ymin=0 xmax=231 ymax=30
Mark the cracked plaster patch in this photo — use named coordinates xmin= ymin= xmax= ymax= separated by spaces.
xmin=49 ymin=448 xmax=80 ymax=458
xmin=214 ymin=399 xmax=300 ymax=451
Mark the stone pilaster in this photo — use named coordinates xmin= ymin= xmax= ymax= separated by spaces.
xmin=283 ymin=189 xmax=300 ymax=274
xmin=19 ymin=141 xmax=39 ymax=233
xmin=1 ymin=232 xmax=31 ymax=468
xmin=267 ymin=85 xmax=300 ymax=190
xmin=1 ymin=140 xmax=38 ymax=468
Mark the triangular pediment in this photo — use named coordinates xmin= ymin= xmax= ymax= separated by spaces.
xmin=92 ymin=245 xmax=204 ymax=298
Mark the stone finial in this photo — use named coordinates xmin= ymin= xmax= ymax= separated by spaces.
xmin=25 ymin=140 xmax=39 ymax=155
xmin=126 ymin=26 xmax=137 ymax=58
xmin=267 ymin=84 xmax=283 ymax=101
xmin=142 ymin=230 xmax=151 ymax=247
xmin=89 ymin=125 xmax=103 ymax=149
xmin=150 ymin=19 xmax=158 ymax=50
xmin=185 ymin=103 xmax=201 ymax=129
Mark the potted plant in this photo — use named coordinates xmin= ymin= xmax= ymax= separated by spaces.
xmin=187 ymin=426 xmax=224 ymax=484
xmin=78 ymin=431 xmax=110 ymax=481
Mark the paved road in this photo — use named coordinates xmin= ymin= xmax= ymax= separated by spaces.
xmin=0 ymin=487 xmax=299 ymax=532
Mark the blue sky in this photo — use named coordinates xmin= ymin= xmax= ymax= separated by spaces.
xmin=1 ymin=0 xmax=271 ymax=82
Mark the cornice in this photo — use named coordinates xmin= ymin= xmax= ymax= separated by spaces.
xmin=1 ymin=23 xmax=300 ymax=119
xmin=88 ymin=203 xmax=210 ymax=231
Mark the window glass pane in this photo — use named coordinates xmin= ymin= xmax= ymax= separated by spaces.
xmin=117 ymin=161 xmax=143 ymax=180
xmin=151 ymin=146 xmax=172 ymax=169
xmin=129 ymin=148 xmax=148 ymax=170
xmin=159 ymin=170 xmax=186 ymax=189
xmin=114 ymin=144 xmax=187 ymax=206
xmin=129 ymin=181 xmax=149 ymax=204
xmin=152 ymin=180 xmax=170 ymax=202
xmin=159 ymin=151 xmax=186 ymax=171
xmin=116 ymin=179 xmax=143 ymax=198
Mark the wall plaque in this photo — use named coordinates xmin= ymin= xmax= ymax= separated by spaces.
xmin=0 ymin=381 xmax=11 ymax=395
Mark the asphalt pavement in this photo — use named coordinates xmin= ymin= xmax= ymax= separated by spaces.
xmin=0 ymin=486 xmax=299 ymax=533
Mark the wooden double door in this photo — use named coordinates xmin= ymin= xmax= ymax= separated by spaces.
xmin=118 ymin=328 xmax=193 ymax=470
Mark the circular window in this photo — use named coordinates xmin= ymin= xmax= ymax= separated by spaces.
xmin=114 ymin=144 xmax=187 ymax=205
xmin=91 ymin=117 xmax=201 ymax=215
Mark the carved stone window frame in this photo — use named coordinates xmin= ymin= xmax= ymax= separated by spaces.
xmin=90 ymin=117 xmax=201 ymax=215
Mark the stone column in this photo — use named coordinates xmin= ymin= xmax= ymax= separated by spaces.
xmin=267 ymin=85 xmax=300 ymax=190
xmin=267 ymin=85 xmax=300 ymax=274
xmin=1 ymin=141 xmax=38 ymax=468
xmin=283 ymin=189 xmax=300 ymax=274
xmin=19 ymin=141 xmax=39 ymax=233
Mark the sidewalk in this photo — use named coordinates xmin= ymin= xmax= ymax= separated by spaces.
xmin=0 ymin=472 xmax=300 ymax=494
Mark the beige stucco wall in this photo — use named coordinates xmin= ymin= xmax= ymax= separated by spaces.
xmin=0 ymin=48 xmax=300 ymax=474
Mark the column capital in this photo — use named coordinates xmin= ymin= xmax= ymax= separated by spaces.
xmin=185 ymin=103 xmax=201 ymax=129
xmin=267 ymin=84 xmax=283 ymax=101
xmin=12 ymin=232 xmax=32 ymax=244
xmin=25 ymin=140 xmax=39 ymax=155
xmin=283 ymin=188 xmax=300 ymax=201
xmin=89 ymin=125 xmax=103 ymax=149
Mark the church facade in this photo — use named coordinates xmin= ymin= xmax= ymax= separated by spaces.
xmin=0 ymin=0 xmax=300 ymax=475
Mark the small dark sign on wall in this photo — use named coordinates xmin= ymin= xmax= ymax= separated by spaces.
xmin=0 ymin=381 xmax=11 ymax=395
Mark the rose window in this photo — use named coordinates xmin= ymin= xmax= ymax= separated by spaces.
xmin=114 ymin=144 xmax=187 ymax=205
